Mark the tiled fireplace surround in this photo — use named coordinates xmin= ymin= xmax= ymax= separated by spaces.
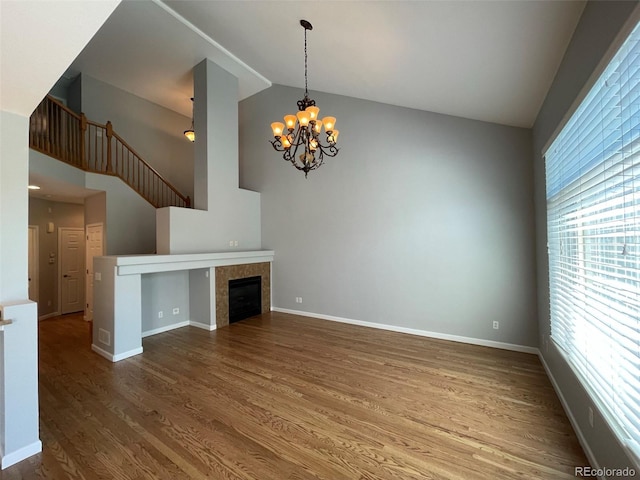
xmin=215 ymin=262 xmax=271 ymax=328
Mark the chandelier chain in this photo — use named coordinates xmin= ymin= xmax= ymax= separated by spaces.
xmin=304 ymin=27 xmax=308 ymax=96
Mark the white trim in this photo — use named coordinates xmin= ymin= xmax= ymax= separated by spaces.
xmin=272 ymin=307 xmax=539 ymax=354
xmin=38 ymin=311 xmax=60 ymax=321
xmin=538 ymin=353 xmax=602 ymax=478
xmin=189 ymin=320 xmax=216 ymax=331
xmin=1 ymin=440 xmax=42 ymax=469
xmin=142 ymin=321 xmax=189 ymax=338
xmin=27 ymin=225 xmax=39 ymax=304
xmin=91 ymin=344 xmax=143 ymax=362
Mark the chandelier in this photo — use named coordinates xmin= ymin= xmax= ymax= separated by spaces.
xmin=270 ymin=20 xmax=339 ymax=178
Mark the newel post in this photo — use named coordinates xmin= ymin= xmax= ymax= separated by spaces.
xmin=105 ymin=121 xmax=113 ymax=173
xmin=80 ymin=113 xmax=87 ymax=170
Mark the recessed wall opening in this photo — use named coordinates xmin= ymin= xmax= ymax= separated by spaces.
xmin=228 ymin=275 xmax=262 ymax=323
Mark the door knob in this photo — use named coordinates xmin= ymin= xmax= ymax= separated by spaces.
xmin=63 ymin=274 xmax=69 ymax=278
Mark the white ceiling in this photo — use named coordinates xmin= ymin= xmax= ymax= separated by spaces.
xmin=0 ymin=0 xmax=119 ymax=116
xmin=28 ymin=173 xmax=101 ymax=205
xmin=67 ymin=0 xmax=586 ymax=129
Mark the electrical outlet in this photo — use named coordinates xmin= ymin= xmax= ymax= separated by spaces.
xmin=493 ymin=321 xmax=499 ymax=330
xmin=229 ymin=240 xmax=234 ymax=247
xmin=173 ymin=307 xmax=179 ymax=315
xmin=295 ymin=297 xmax=303 ymax=304
xmin=158 ymin=311 xmax=163 ymax=318
xmin=233 ymin=240 xmax=238 ymax=247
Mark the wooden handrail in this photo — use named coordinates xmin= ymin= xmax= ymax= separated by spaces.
xmin=0 ymin=319 xmax=13 ymax=327
xmin=30 ymin=95 xmax=191 ymax=209
xmin=42 ymin=95 xmax=82 ymax=121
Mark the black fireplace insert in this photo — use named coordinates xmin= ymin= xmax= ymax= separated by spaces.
xmin=228 ymin=276 xmax=262 ymax=323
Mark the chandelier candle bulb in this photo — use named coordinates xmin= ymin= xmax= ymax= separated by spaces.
xmin=306 ymin=106 xmax=319 ymax=120
xmin=322 ymin=117 xmax=336 ymax=132
xmin=271 ymin=122 xmax=285 ymax=137
xmin=296 ymin=110 xmax=311 ymax=127
xmin=269 ymin=19 xmax=340 ymax=177
xmin=284 ymin=115 xmax=297 ymax=130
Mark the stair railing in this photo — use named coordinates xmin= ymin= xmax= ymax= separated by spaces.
xmin=30 ymin=95 xmax=191 ymax=209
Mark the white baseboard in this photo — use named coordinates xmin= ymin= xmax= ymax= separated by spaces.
xmin=272 ymin=307 xmax=539 ymax=354
xmin=91 ymin=344 xmax=143 ymax=362
xmin=538 ymin=353 xmax=601 ymax=476
xmin=189 ymin=320 xmax=216 ymax=331
xmin=38 ymin=311 xmax=60 ymax=321
xmin=1 ymin=440 xmax=42 ymax=469
xmin=142 ymin=321 xmax=190 ymax=338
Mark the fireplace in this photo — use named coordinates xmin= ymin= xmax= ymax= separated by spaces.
xmin=215 ymin=262 xmax=270 ymax=328
xmin=228 ymin=276 xmax=262 ymax=323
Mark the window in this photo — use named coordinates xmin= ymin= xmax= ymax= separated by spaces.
xmin=545 ymin=20 xmax=640 ymax=457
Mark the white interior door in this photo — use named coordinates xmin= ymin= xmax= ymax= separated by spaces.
xmin=59 ymin=227 xmax=85 ymax=314
xmin=28 ymin=225 xmax=39 ymax=303
xmin=85 ymin=223 xmax=104 ymax=321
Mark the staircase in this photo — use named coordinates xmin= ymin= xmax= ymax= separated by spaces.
xmin=29 ymin=95 xmax=191 ymax=209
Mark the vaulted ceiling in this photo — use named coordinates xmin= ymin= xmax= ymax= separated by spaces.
xmin=69 ymin=0 xmax=586 ymax=129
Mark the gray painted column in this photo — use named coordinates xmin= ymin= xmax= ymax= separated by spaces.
xmin=193 ymin=59 xmax=240 ymax=211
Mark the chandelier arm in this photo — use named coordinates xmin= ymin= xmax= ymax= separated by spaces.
xmin=270 ymin=138 xmax=283 ymax=151
xmin=316 ymin=144 xmax=339 ymax=157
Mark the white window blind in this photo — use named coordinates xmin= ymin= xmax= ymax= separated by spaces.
xmin=546 ymin=20 xmax=640 ymax=457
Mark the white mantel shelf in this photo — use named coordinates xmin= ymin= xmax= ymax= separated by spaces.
xmin=108 ymin=250 xmax=275 ymax=276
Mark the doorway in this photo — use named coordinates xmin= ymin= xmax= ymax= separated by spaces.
xmin=85 ymin=223 xmax=104 ymax=321
xmin=58 ymin=227 xmax=85 ymax=314
xmin=28 ymin=225 xmax=39 ymax=303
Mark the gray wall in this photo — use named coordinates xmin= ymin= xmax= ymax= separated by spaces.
xmin=85 ymin=173 xmax=156 ymax=255
xmin=532 ymin=1 xmax=639 ymax=472
xmin=28 ymin=198 xmax=84 ymax=317
xmin=141 ymin=271 xmax=190 ymax=334
xmin=78 ymin=74 xmax=194 ymax=201
xmin=84 ymin=192 xmax=106 ymax=228
xmin=241 ymin=84 xmax=538 ymax=347
xmin=29 ymin=150 xmax=156 ymax=256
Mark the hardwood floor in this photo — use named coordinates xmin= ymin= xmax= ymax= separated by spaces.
xmin=4 ymin=312 xmax=587 ymax=479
